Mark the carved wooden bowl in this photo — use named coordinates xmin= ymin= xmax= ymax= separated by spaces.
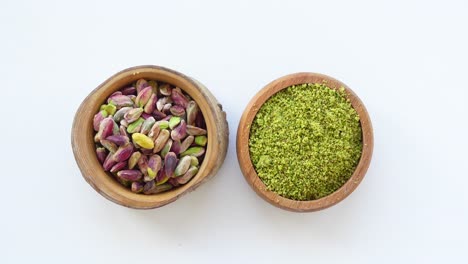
xmin=237 ymin=72 xmax=373 ymax=212
xmin=72 ymin=65 xmax=228 ymax=209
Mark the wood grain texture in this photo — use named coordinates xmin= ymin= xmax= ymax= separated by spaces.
xmin=71 ymin=65 xmax=228 ymax=209
xmin=236 ymin=72 xmax=373 ymax=212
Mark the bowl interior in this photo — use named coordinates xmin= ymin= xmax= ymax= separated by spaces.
xmin=72 ymin=66 xmax=218 ymax=208
xmin=237 ymin=72 xmax=373 ymax=212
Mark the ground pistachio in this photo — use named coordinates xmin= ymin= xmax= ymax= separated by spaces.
xmin=249 ymin=83 xmax=363 ymax=201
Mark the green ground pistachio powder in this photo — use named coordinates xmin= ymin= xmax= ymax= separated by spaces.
xmin=249 ymin=83 xmax=363 ymax=201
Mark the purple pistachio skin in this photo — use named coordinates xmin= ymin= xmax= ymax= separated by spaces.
xmin=144 ymin=94 xmax=157 ymax=114
xmin=135 ymin=79 xmax=149 ymax=93
xmin=136 ymin=86 xmax=153 ymax=107
xmin=171 ymin=89 xmax=189 ymax=108
xmin=124 ymin=108 xmax=144 ymax=123
xmin=103 ymin=152 xmax=117 ymax=171
xmin=121 ymin=86 xmax=136 ymax=95
xmin=179 ymin=136 xmax=194 ymax=153
xmin=141 ymin=113 xmax=152 ymax=120
xmin=110 ymin=161 xmax=127 ymax=173
xmin=105 ymin=135 xmax=130 ymax=146
xmin=162 ymin=115 xmax=173 ymax=122
xmin=119 ymin=125 xmax=129 ymax=137
xmin=93 ymin=110 xmax=107 ymax=131
xmin=186 ymin=101 xmax=199 ymax=126
xmin=110 ymin=91 xmax=122 ymax=97
xmin=159 ymin=83 xmax=172 ymax=96
xmin=144 ymin=154 xmax=162 ymax=182
xmin=146 ymin=183 xmax=173 ymax=194
xmin=171 ymin=120 xmax=187 ymax=141
xmin=195 ymin=111 xmax=206 ymax=129
xmin=164 ymin=152 xmax=178 ymax=178
xmin=117 ymin=170 xmax=143 ymax=181
xmin=148 ymin=122 xmax=161 ymax=141
xmin=152 ymin=110 xmax=167 ymax=120
xmin=96 ymin=147 xmax=107 ymax=164
xmin=148 ymin=155 xmax=162 ymax=173
xmin=160 ymin=139 xmax=173 ymax=158
xmin=186 ymin=125 xmax=207 ymax=136
xmin=168 ymin=178 xmax=180 ymax=187
xmin=170 ymin=105 xmax=185 ymax=116
xmin=108 ymin=94 xmax=134 ymax=108
xmin=140 ymin=148 xmax=153 ymax=155
xmin=100 ymin=118 xmax=115 ymax=137
xmin=94 ymin=117 xmax=114 ymax=142
xmin=113 ymin=107 xmax=132 ymax=123
xmin=171 ymin=140 xmax=181 ymax=154
xmin=137 ymin=155 xmax=149 ymax=176
xmin=112 ymin=144 xmax=134 ymax=162
xmin=143 ymin=180 xmax=155 ymax=194
xmin=155 ymin=168 xmax=170 ymax=185
xmin=131 ymin=181 xmax=144 ymax=193
xmin=100 ymin=139 xmax=118 ymax=153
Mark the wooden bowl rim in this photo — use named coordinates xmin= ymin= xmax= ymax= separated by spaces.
xmin=72 ymin=65 xmax=224 ymax=209
xmin=236 ymin=72 xmax=374 ymax=212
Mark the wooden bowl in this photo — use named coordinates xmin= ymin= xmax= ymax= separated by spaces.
xmin=237 ymin=72 xmax=373 ymax=212
xmin=72 ymin=65 xmax=229 ymax=209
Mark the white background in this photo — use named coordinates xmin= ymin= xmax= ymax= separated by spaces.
xmin=1 ymin=0 xmax=467 ymax=263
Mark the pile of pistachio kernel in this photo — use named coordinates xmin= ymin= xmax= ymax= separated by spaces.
xmin=249 ymin=83 xmax=362 ymax=201
xmin=93 ymin=79 xmax=207 ymax=194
